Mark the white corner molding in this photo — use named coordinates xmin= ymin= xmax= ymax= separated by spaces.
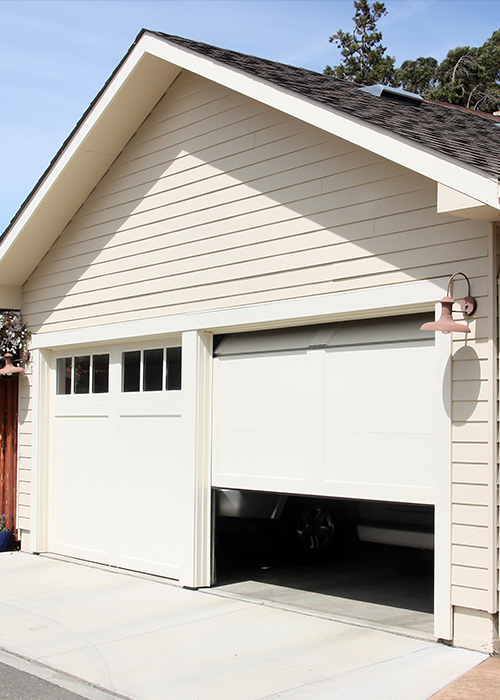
xmin=30 ymin=348 xmax=52 ymax=553
xmin=179 ymin=330 xmax=213 ymax=588
xmin=433 ymin=315 xmax=453 ymax=641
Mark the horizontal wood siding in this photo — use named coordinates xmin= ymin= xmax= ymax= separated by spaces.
xmin=23 ymin=70 xmax=490 ymax=333
xmin=20 ymin=70 xmax=496 ymax=613
xmin=17 ymin=373 xmax=31 ymax=534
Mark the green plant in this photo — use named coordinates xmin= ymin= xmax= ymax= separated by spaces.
xmin=0 ymin=514 xmax=9 ymax=532
xmin=0 ymin=311 xmax=31 ymax=359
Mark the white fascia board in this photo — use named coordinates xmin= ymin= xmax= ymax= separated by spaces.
xmin=31 ymin=278 xmax=444 ymax=350
xmin=143 ymin=33 xmax=500 ymax=209
xmin=0 ymin=43 xmax=180 ymax=285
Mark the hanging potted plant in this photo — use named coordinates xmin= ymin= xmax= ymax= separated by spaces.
xmin=0 ymin=311 xmax=30 ymax=374
xmin=0 ymin=514 xmax=11 ymax=552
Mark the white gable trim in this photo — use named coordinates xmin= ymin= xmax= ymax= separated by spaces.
xmin=438 ymin=183 xmax=500 ymax=221
xmin=1 ymin=32 xmax=498 ymax=286
xmin=0 ymin=49 xmax=181 ymax=286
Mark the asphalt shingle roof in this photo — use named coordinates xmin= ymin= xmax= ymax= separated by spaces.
xmin=152 ymin=32 xmax=500 ymax=181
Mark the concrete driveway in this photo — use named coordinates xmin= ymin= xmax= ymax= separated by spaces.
xmin=0 ymin=552 xmax=486 ymax=700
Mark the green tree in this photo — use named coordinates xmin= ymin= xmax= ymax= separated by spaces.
xmin=324 ymin=1 xmax=500 ymax=112
xmin=428 ymin=31 xmax=500 ymax=111
xmin=324 ymin=0 xmax=395 ymax=85
xmin=393 ymin=57 xmax=438 ymax=96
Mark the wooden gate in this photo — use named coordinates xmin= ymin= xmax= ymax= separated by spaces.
xmin=0 ymin=375 xmax=18 ymax=537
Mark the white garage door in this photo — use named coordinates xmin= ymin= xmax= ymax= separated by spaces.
xmin=50 ymin=340 xmax=183 ymax=578
xmin=212 ymin=314 xmax=439 ymax=505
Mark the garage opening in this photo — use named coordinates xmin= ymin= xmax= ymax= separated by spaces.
xmin=213 ymin=489 xmax=434 ymax=638
xmin=211 ymin=313 xmax=441 ymax=638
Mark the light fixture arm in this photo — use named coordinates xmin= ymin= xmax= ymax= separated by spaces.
xmin=446 ymin=271 xmax=477 ymax=316
xmin=420 ymin=272 xmax=477 ymax=334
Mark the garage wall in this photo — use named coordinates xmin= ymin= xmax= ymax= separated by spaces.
xmin=448 ymin=232 xmax=497 ymax=616
xmin=22 ymin=70 xmax=489 ymax=334
xmin=17 ymin=373 xmax=32 ymax=543
xmin=19 ymin=69 xmax=496 ymax=614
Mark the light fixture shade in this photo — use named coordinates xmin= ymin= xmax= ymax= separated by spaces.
xmin=0 ymin=353 xmax=25 ymax=376
xmin=420 ymin=296 xmax=471 ymax=333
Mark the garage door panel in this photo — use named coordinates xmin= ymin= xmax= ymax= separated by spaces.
xmin=118 ymin=415 xmax=182 ymax=455
xmin=118 ymin=416 xmax=182 ymax=540
xmin=53 ymin=416 xmax=116 ymax=517
xmin=214 ymin=352 xmax=323 ymax=434
xmin=323 ymin=340 xmax=437 ymax=501
xmin=117 ymin=523 xmax=181 ymax=578
xmin=324 ymin=343 xmax=436 ymax=435
xmin=324 ymin=432 xmax=436 ymax=502
xmin=52 ymin=509 xmax=113 ymax=555
xmin=118 ymin=455 xmax=183 ymax=525
xmin=213 ymin=430 xmax=321 ymax=483
xmin=118 ymin=392 xmax=182 ymax=415
xmin=53 ymin=415 xmax=112 ymax=452
xmin=53 ymin=450 xmax=116 ymax=515
xmin=213 ymin=315 xmax=439 ymax=503
xmin=50 ymin=343 xmax=184 ymax=579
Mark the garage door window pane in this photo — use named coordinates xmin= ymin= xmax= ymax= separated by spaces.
xmin=74 ymin=356 xmax=90 ymax=394
xmin=144 ymin=349 xmax=163 ymax=391
xmin=123 ymin=351 xmax=141 ymax=392
xmin=166 ymin=347 xmax=182 ymax=391
xmin=92 ymin=354 xmax=109 ymax=393
xmin=56 ymin=357 xmax=72 ymax=395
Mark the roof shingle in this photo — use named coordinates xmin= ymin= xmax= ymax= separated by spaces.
xmin=153 ymin=32 xmax=500 ymax=180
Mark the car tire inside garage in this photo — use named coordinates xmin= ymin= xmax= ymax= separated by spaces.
xmin=279 ymin=497 xmax=351 ymax=562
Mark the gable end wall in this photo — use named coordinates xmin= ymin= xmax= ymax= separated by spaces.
xmin=18 ymin=70 xmax=497 ymax=632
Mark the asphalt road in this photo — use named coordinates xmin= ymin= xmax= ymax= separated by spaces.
xmin=0 ymin=654 xmax=120 ymax=700
xmin=0 ymin=662 xmax=89 ymax=700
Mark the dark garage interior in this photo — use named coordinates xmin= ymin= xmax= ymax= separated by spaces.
xmin=213 ymin=489 xmax=434 ymax=639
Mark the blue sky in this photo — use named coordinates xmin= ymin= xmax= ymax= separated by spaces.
xmin=1 ymin=0 xmax=499 ymax=234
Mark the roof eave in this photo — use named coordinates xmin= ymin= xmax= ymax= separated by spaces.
xmin=1 ymin=31 xmax=499 ymax=288
xmin=437 ymin=183 xmax=500 ymax=221
xmin=0 ymin=33 xmax=181 ymax=286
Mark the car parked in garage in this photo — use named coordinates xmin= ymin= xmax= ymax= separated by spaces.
xmin=215 ymin=488 xmax=434 ymax=573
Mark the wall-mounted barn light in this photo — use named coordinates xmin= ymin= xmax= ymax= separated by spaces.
xmin=0 ymin=353 xmax=25 ymax=376
xmin=420 ymin=272 xmax=477 ymax=334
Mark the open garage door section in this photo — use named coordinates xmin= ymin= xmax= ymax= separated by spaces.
xmin=212 ymin=313 xmax=452 ymax=639
xmin=213 ymin=314 xmax=439 ymax=504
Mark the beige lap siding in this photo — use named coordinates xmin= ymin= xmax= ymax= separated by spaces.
xmin=21 ymin=69 xmax=496 ymax=611
xmin=17 ymin=372 xmax=32 ymax=538
xmin=22 ymin=70 xmax=489 ymax=332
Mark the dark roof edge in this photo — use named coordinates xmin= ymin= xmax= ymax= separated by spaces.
xmin=424 ymin=97 xmax=500 ymax=122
